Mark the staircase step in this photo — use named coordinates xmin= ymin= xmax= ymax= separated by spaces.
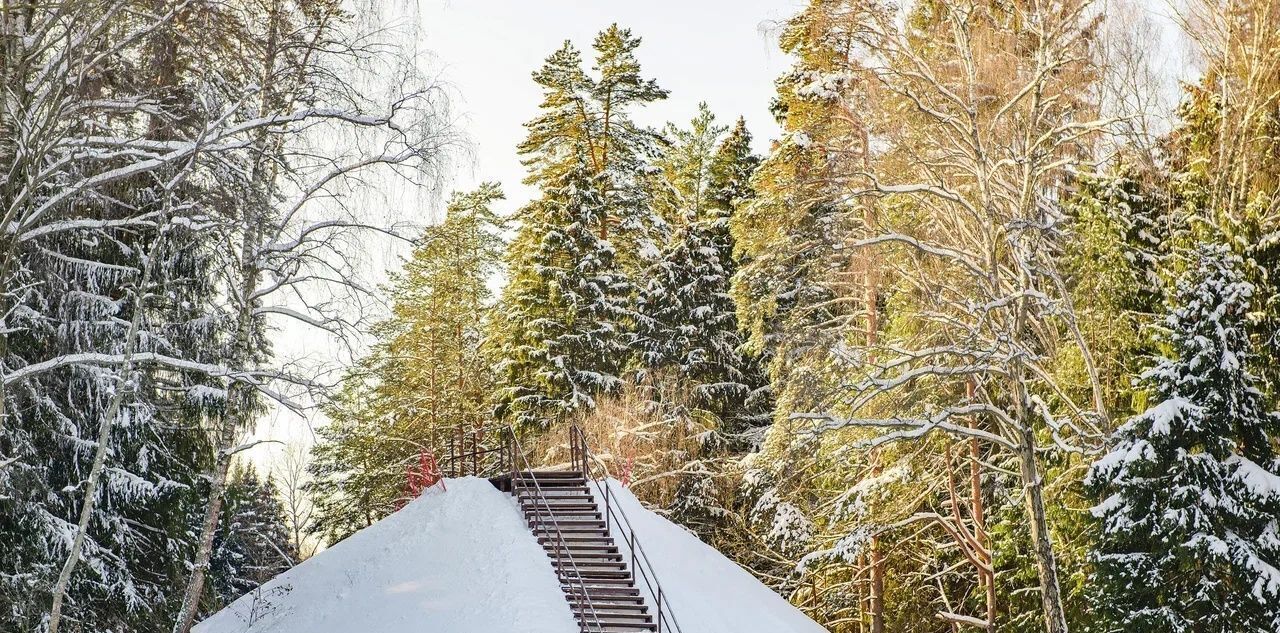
xmin=569 ymin=605 xmax=649 ymax=616
xmin=532 ymin=527 xmax=608 ymax=535
xmin=538 ymin=535 xmax=615 ymax=544
xmin=519 ymin=490 xmax=593 ymax=497
xmin=513 ymin=478 xmax=586 ymax=485
xmin=570 ymin=606 xmax=650 ymax=619
xmin=524 ymin=504 xmax=600 ymax=512
xmin=525 ymin=510 xmax=603 ymax=520
xmin=520 ymin=493 xmax=596 ymax=500
xmin=578 ymin=620 xmax=657 ymax=632
xmin=567 ymin=596 xmax=647 ymax=607
xmin=561 ymin=560 xmax=627 ymax=569
xmin=549 ymin=551 xmax=622 ymax=561
xmin=518 ymin=470 xmax=585 ymax=478
xmin=575 ymin=611 xmax=653 ymax=622
xmin=542 ymin=545 xmax=619 ymax=554
xmin=529 ymin=518 xmax=605 ymax=526
xmin=561 ymin=584 xmax=641 ymax=595
xmin=562 ymin=569 xmax=633 ymax=580
xmin=543 ymin=549 xmax=621 ymax=559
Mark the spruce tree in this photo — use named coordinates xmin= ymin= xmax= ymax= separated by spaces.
xmin=207 ymin=465 xmax=295 ymax=612
xmin=1087 ymin=243 xmax=1280 ymax=633
xmin=493 ymin=25 xmax=666 ymax=429
xmin=636 ymin=108 xmax=769 ymax=435
xmin=707 ymin=117 xmax=771 ymax=437
xmin=496 ymin=160 xmax=634 ymax=428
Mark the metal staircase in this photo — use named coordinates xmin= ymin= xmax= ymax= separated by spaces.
xmin=471 ymin=427 xmax=683 ymax=633
xmin=504 ymin=470 xmax=655 ymax=632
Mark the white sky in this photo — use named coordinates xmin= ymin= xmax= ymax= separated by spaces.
xmin=421 ymin=0 xmax=803 ymax=218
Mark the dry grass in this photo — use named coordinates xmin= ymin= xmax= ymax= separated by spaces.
xmin=526 ymin=374 xmax=715 ymax=509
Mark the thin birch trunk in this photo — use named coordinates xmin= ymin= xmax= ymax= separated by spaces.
xmin=171 ymin=215 xmax=262 ymax=633
xmin=48 ymin=226 xmax=167 ymax=633
xmin=1013 ymin=373 xmax=1068 ymax=633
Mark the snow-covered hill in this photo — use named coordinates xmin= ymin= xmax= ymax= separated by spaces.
xmin=195 ymin=476 xmax=830 ymax=633
xmin=593 ymin=479 xmax=829 ymax=633
xmin=193 ymin=477 xmax=577 ymax=633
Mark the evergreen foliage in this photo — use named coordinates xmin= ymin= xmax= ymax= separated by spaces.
xmin=207 ymin=465 xmax=295 ymax=614
xmin=492 ymin=25 xmax=666 ymax=429
xmin=1087 ymin=244 xmax=1280 ymax=633
xmin=309 ymin=185 xmax=506 ymax=542
xmin=7 ymin=4 xmax=1280 ymax=633
xmin=636 ymin=107 xmax=770 ymax=437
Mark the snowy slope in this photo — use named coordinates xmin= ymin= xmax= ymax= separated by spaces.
xmin=591 ymin=479 xmax=830 ymax=633
xmin=194 ymin=477 xmax=577 ymax=633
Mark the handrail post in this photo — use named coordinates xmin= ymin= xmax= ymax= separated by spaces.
xmin=657 ymin=587 xmax=664 ymax=633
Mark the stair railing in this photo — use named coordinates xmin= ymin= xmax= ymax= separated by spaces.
xmin=504 ymin=427 xmax=605 ymax=633
xmin=570 ymin=426 xmax=686 ymax=633
xmin=444 ymin=425 xmax=506 ymax=478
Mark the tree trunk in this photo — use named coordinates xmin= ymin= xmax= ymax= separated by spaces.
xmin=861 ymin=128 xmax=885 ymax=633
xmin=173 ymin=3 xmax=285 ymax=625
xmin=0 ymin=0 xmax=25 ymax=460
xmin=868 ymin=500 xmax=885 ymax=633
xmin=968 ymin=381 xmax=995 ymax=633
xmin=173 ymin=221 xmax=261 ymax=633
xmin=171 ymin=407 xmax=241 ymax=633
xmin=1014 ymin=403 xmax=1068 ymax=633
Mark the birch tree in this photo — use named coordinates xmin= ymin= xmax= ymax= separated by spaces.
xmin=2 ymin=3 xmax=250 ymax=629
xmin=780 ymin=1 xmax=1112 ymax=631
xmin=168 ymin=1 xmax=455 ymax=630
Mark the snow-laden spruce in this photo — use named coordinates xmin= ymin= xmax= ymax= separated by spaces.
xmin=1086 ymin=244 xmax=1280 ymax=633
xmin=491 ymin=26 xmax=668 ymax=429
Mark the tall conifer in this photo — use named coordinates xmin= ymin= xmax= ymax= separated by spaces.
xmin=636 ymin=108 xmax=769 ymax=435
xmin=1087 ymin=244 xmax=1280 ymax=633
xmin=493 ymin=26 xmax=666 ymax=429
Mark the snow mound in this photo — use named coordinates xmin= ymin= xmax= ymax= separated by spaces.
xmin=194 ymin=477 xmax=577 ymax=633
xmin=592 ymin=479 xmax=829 ymax=633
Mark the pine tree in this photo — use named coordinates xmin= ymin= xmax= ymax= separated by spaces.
xmin=309 ymin=185 xmax=506 ymax=543
xmin=728 ymin=1 xmax=859 ymax=418
xmin=1087 ymin=243 xmax=1280 ymax=633
xmin=492 ymin=25 xmax=666 ymax=429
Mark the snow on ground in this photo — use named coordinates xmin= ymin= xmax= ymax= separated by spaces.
xmin=194 ymin=477 xmax=577 ymax=633
xmin=591 ymin=479 xmax=830 ymax=633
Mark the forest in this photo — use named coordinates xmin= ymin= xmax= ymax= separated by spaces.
xmin=2 ymin=1 xmax=1280 ymax=632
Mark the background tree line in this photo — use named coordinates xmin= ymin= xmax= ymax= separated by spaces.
xmin=312 ymin=1 xmax=1280 ymax=632
xmin=6 ymin=0 xmax=1280 ymax=632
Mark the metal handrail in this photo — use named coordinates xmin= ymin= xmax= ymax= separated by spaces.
xmin=570 ymin=426 xmax=686 ymax=633
xmin=445 ymin=425 xmax=505 ymax=477
xmin=505 ymin=427 xmax=605 ymax=633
